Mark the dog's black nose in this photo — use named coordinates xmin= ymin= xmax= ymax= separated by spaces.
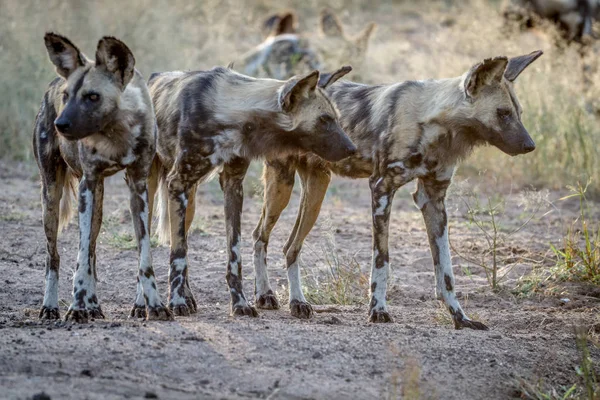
xmin=522 ymin=138 xmax=536 ymax=153
xmin=54 ymin=119 xmax=71 ymax=134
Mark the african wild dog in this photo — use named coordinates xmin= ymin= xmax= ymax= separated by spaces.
xmin=251 ymin=51 xmax=543 ymax=329
xmin=504 ymin=0 xmax=599 ymax=41
xmin=239 ymin=9 xmax=375 ymax=80
xmin=147 ymin=65 xmax=356 ymax=317
xmin=314 ymin=9 xmax=376 ymax=78
xmin=33 ymin=33 xmax=171 ymax=322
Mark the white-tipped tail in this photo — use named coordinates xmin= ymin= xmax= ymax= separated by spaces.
xmin=155 ymin=168 xmax=170 ymax=246
xmin=58 ymin=169 xmax=78 ymax=233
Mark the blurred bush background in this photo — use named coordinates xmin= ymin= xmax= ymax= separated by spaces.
xmin=1 ymin=0 xmax=598 ymax=194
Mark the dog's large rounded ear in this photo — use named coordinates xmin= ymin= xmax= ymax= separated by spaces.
xmin=354 ymin=22 xmax=376 ymax=52
xmin=318 ymin=65 xmax=352 ymax=88
xmin=320 ymin=9 xmax=344 ymax=37
xmin=276 ymin=12 xmax=297 ymax=35
xmin=464 ymin=56 xmax=508 ymax=100
xmin=279 ymin=70 xmax=320 ymax=112
xmin=44 ymin=32 xmax=87 ymax=79
xmin=504 ymin=50 xmax=543 ymax=82
xmin=262 ymin=11 xmax=297 ymax=37
xmin=95 ymin=36 xmax=135 ymax=90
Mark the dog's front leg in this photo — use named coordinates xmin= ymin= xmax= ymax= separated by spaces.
xmin=413 ymin=172 xmax=488 ymax=330
xmin=65 ymin=177 xmax=105 ymax=323
xmin=126 ymin=172 xmax=172 ymax=321
xmin=368 ymin=174 xmax=398 ymax=323
xmin=220 ymin=157 xmax=257 ymax=317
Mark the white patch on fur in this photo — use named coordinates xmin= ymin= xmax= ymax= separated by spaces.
xmin=370 ymin=253 xmax=389 ymax=311
xmin=121 ymin=148 xmax=135 ymax=166
xmin=40 ymin=130 xmax=47 ymax=140
xmin=253 ymin=240 xmax=271 ymax=295
xmin=138 ymin=191 xmax=152 ymax=269
xmin=131 ymin=124 xmax=142 ymax=138
xmin=77 ymin=187 xmax=93 ymax=267
xmin=59 ymin=53 xmax=76 ymax=71
xmin=287 ymin=261 xmax=307 ymax=303
xmin=42 ymin=269 xmax=59 ymax=309
xmin=434 ymin=226 xmax=461 ymax=309
xmin=133 ymin=280 xmax=145 ymax=307
xmin=169 ymin=257 xmax=188 ymax=307
xmin=172 ymin=258 xmax=186 ymax=272
xmin=179 ymin=192 xmax=188 ymax=208
xmin=229 ymin=235 xmax=242 ymax=275
xmin=387 ymin=161 xmax=404 ymax=170
xmin=71 ymin=185 xmax=97 ymax=309
xmin=170 ymin=288 xmax=187 ymax=306
xmin=374 ymin=195 xmax=388 ymax=216
xmin=371 ymin=244 xmax=390 ymax=311
xmin=121 ymin=85 xmax=146 ymax=114
xmin=413 ymin=187 xmax=429 ymax=210
xmin=209 ymin=129 xmax=244 ymax=165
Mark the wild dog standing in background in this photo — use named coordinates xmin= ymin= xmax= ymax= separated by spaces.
xmin=252 ymin=52 xmax=543 ymax=329
xmin=33 ymin=33 xmax=171 ymax=322
xmin=240 ymin=9 xmax=375 ymax=80
xmin=314 ymin=9 xmax=376 ymax=78
xmin=148 ymin=66 xmax=355 ymax=317
xmin=504 ymin=0 xmax=599 ymax=41
xmin=240 ymin=11 xmax=319 ymax=80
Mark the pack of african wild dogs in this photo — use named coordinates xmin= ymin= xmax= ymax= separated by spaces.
xmin=31 ymin=3 xmax=597 ymax=331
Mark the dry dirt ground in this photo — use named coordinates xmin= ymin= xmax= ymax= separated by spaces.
xmin=0 ymin=160 xmax=599 ymax=400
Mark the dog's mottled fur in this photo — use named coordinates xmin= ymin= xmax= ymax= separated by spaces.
xmin=147 ymin=66 xmax=355 ymax=317
xmin=239 ymin=9 xmax=375 ymax=80
xmin=33 ymin=33 xmax=171 ymax=322
xmin=251 ymin=51 xmax=542 ymax=329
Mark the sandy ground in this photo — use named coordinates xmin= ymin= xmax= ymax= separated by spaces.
xmin=0 ymin=160 xmax=599 ymax=400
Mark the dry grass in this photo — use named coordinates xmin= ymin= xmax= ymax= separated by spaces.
xmin=517 ymin=327 xmax=599 ymax=400
xmin=550 ymin=181 xmax=600 ymax=285
xmin=449 ymin=176 xmax=550 ymax=290
xmin=1 ymin=0 xmax=599 ymax=193
xmin=302 ymin=226 xmax=370 ymax=306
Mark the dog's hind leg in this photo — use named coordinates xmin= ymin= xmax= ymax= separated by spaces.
xmin=252 ymin=160 xmax=296 ymax=310
xmin=220 ymin=157 xmax=257 ymax=317
xmin=413 ymin=169 xmax=488 ymax=331
xmin=166 ymin=156 xmax=212 ymax=316
xmin=284 ymin=165 xmax=331 ymax=319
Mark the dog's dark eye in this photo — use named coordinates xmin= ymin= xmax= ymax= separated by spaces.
xmin=86 ymin=93 xmax=100 ymax=102
xmin=62 ymin=92 xmax=69 ymax=103
xmin=497 ymin=108 xmax=511 ymax=119
xmin=319 ymin=115 xmax=333 ymax=124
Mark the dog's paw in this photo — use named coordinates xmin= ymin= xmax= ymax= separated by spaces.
xmin=368 ymin=308 xmax=393 ymax=323
xmin=256 ymin=290 xmax=280 ymax=310
xmin=290 ymin=300 xmax=313 ymax=319
xmin=39 ymin=306 xmax=60 ymax=320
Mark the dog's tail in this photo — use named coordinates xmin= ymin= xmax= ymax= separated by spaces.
xmin=155 ymin=160 xmax=170 ymax=246
xmin=58 ymin=168 xmax=78 ymax=233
